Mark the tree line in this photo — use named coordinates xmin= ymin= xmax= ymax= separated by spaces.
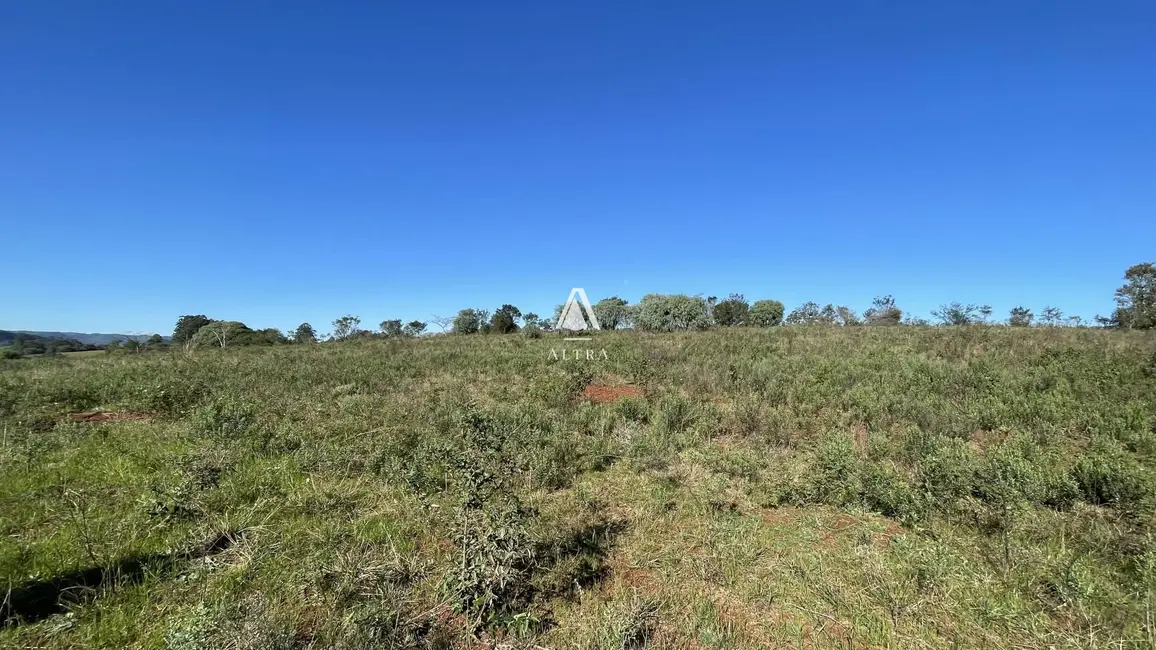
xmin=154 ymin=262 xmax=1154 ymax=349
xmin=0 ymin=333 xmax=104 ymax=359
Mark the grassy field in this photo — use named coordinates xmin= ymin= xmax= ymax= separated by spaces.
xmin=2 ymin=327 xmax=1155 ymax=649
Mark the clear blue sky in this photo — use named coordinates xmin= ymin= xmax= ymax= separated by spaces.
xmin=2 ymin=2 xmax=1153 ymax=334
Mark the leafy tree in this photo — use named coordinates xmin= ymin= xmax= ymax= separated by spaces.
xmin=1039 ymin=306 xmax=1065 ymax=327
xmin=379 ymin=319 xmax=404 ymax=338
xmin=293 ymin=322 xmax=318 ymax=344
xmin=104 ymin=340 xmax=121 ymax=354
xmin=453 ymin=309 xmax=486 ymax=335
xmin=403 ymin=320 xmax=427 ymax=337
xmin=191 ymin=321 xmax=250 ymax=348
xmin=172 ymin=315 xmax=214 ymax=344
xmin=712 ymin=294 xmax=750 ymax=327
xmin=931 ymin=303 xmax=986 ymax=326
xmin=592 ymin=297 xmax=632 ymax=330
xmin=633 ymin=294 xmax=712 ymax=331
xmin=748 ymin=300 xmax=785 ymax=327
xmin=251 ymin=328 xmax=287 ymax=345
xmin=1008 ymin=307 xmax=1033 ymax=327
xmin=490 ymin=304 xmax=521 ymax=334
xmin=145 ymin=334 xmax=166 ymax=349
xmin=863 ymin=296 xmax=902 ymax=326
xmin=1111 ymin=262 xmax=1156 ymax=329
xmin=785 ymin=302 xmax=827 ymax=325
xmin=332 ymin=315 xmax=362 ymax=341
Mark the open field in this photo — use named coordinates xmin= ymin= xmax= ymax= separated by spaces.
xmin=2 ymin=327 xmax=1156 ymax=649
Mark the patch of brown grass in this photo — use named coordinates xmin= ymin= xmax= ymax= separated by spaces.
xmin=68 ymin=410 xmax=151 ymax=422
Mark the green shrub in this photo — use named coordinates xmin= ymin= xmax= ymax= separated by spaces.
xmin=811 ymin=433 xmax=863 ymax=506
xmin=633 ymin=294 xmax=712 ymax=332
xmin=1072 ymin=446 xmax=1150 ymax=510
xmin=862 ymin=461 xmax=925 ymax=522
xmin=521 ymin=323 xmax=542 ymax=339
xmin=190 ymin=395 xmax=258 ymax=441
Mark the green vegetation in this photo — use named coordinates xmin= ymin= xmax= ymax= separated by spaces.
xmin=0 ymin=332 xmax=106 ymax=357
xmin=2 ymin=325 xmax=1155 ymax=648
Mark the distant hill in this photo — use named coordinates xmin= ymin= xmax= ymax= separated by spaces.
xmin=3 ymin=331 xmax=168 ymax=345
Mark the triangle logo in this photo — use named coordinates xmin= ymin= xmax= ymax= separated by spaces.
xmin=555 ymin=288 xmax=600 ymax=332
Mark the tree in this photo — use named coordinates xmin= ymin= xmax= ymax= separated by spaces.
xmin=431 ymin=315 xmax=455 ymax=334
xmin=712 ymin=294 xmax=750 ymax=327
xmin=191 ymin=321 xmax=249 ymax=348
xmin=931 ymin=303 xmax=985 ymax=326
xmin=785 ymin=302 xmax=827 ymax=325
xmin=379 ymin=319 xmax=404 ymax=338
xmin=293 ymin=322 xmax=318 ymax=344
xmin=145 ymin=334 xmax=166 ymax=350
xmin=519 ymin=311 xmax=550 ymax=331
xmin=332 ymin=315 xmax=362 ymax=341
xmin=453 ymin=309 xmax=485 ymax=334
xmin=1111 ymin=262 xmax=1156 ymax=329
xmin=490 ymin=304 xmax=522 ymax=334
xmin=1008 ymin=307 xmax=1033 ymax=327
xmin=172 ymin=315 xmax=214 ymax=345
xmin=592 ymin=297 xmax=632 ymax=330
xmin=252 ymin=328 xmax=287 ymax=345
xmin=633 ymin=294 xmax=712 ymax=331
xmin=748 ymin=300 xmax=785 ymax=327
xmin=403 ymin=320 xmax=427 ymax=337
xmin=119 ymin=333 xmax=155 ymax=353
xmin=1039 ymin=306 xmax=1065 ymax=327
xmin=833 ymin=305 xmax=860 ymax=326
xmin=863 ymin=296 xmax=902 ymax=326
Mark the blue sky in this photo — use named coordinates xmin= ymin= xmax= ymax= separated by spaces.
xmin=2 ymin=2 xmax=1153 ymax=334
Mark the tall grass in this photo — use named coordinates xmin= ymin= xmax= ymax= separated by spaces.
xmin=1 ymin=326 xmax=1154 ymax=648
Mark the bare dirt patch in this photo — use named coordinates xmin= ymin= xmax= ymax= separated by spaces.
xmin=582 ymin=384 xmax=645 ymax=403
xmin=68 ymin=410 xmax=151 ymax=423
xmin=969 ymin=428 xmax=1008 ymax=452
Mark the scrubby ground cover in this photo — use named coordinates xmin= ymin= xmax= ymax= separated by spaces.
xmin=2 ymin=327 xmax=1155 ymax=649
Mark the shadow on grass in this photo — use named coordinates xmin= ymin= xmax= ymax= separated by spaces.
xmin=2 ymin=530 xmax=243 ymax=627
xmin=534 ymin=519 xmax=629 ymax=602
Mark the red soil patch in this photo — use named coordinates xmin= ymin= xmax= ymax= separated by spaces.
xmin=68 ymin=410 xmax=150 ymax=423
xmin=582 ymin=384 xmax=645 ymax=403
